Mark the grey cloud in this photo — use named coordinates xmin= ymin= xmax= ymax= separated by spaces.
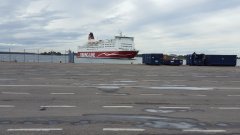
xmin=0 ymin=0 xmax=239 ymax=55
xmin=0 ymin=0 xmax=30 ymax=17
xmin=0 ymin=1 xmax=83 ymax=49
xmin=0 ymin=21 xmax=28 ymax=31
xmin=125 ymin=0 xmax=240 ymax=32
xmin=0 ymin=30 xmax=83 ymax=45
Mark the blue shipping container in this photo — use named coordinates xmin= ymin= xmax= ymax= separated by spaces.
xmin=163 ymin=60 xmax=183 ymax=66
xmin=186 ymin=54 xmax=192 ymax=65
xmin=186 ymin=53 xmax=205 ymax=66
xmin=142 ymin=53 xmax=163 ymax=65
xmin=205 ymin=55 xmax=237 ymax=66
xmin=142 ymin=54 xmax=146 ymax=64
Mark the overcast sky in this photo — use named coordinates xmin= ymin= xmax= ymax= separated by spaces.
xmin=0 ymin=0 xmax=240 ymax=55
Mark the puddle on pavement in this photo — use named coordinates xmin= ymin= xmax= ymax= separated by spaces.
xmin=23 ymin=121 xmax=34 ymax=124
xmin=216 ymin=123 xmax=229 ymax=127
xmin=145 ymin=109 xmax=176 ymax=113
xmin=144 ymin=121 xmax=194 ymax=129
xmin=0 ymin=115 xmax=235 ymax=130
xmin=97 ymin=86 xmax=120 ymax=93
xmin=83 ymin=114 xmax=202 ymax=130
xmin=71 ymin=120 xmax=90 ymax=125
xmin=0 ymin=121 xmax=11 ymax=124
xmin=96 ymin=92 xmax=129 ymax=96
xmin=144 ymin=108 xmax=204 ymax=114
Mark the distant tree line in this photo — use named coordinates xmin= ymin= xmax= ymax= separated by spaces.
xmin=40 ymin=51 xmax=62 ymax=55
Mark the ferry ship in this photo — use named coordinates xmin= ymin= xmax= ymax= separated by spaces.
xmin=77 ymin=33 xmax=138 ymax=59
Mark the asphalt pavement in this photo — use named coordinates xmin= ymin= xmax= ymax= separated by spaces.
xmin=0 ymin=62 xmax=240 ymax=135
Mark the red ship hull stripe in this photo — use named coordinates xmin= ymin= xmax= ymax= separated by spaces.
xmin=77 ymin=51 xmax=138 ymax=59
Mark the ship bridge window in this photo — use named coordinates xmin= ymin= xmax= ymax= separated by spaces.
xmin=121 ymin=43 xmax=132 ymax=45
xmin=122 ymin=46 xmax=131 ymax=47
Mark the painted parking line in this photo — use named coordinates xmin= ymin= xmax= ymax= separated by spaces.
xmin=217 ymin=107 xmax=240 ymax=110
xmin=0 ymin=85 xmax=93 ymax=88
xmin=159 ymin=106 xmax=191 ymax=109
xmin=102 ymin=106 xmax=133 ymax=108
xmin=217 ymin=87 xmax=240 ymax=90
xmin=97 ymin=86 xmax=120 ymax=89
xmin=1 ymin=92 xmax=30 ymax=95
xmin=215 ymin=76 xmax=229 ymax=78
xmin=7 ymin=128 xmax=63 ymax=132
xmin=140 ymin=93 xmax=163 ymax=96
xmin=162 ymin=85 xmax=186 ymax=87
xmin=230 ymin=81 xmax=240 ymax=83
xmin=103 ymin=128 xmax=145 ymax=132
xmin=0 ymin=79 xmax=16 ymax=81
xmin=171 ymin=80 xmax=187 ymax=82
xmin=40 ymin=105 xmax=76 ymax=108
xmin=191 ymin=94 xmax=207 ymax=97
xmin=0 ymin=85 xmax=61 ymax=87
xmin=112 ymin=93 xmax=128 ymax=96
xmin=149 ymin=87 xmax=213 ymax=91
xmin=183 ymin=129 xmax=226 ymax=133
xmin=50 ymin=93 xmax=75 ymax=95
xmin=113 ymin=81 xmax=137 ymax=83
xmin=142 ymin=80 xmax=161 ymax=82
xmin=96 ymin=84 xmax=127 ymax=86
xmin=228 ymin=95 xmax=240 ymax=97
xmin=0 ymin=105 xmax=15 ymax=108
xmin=0 ymin=85 xmax=71 ymax=87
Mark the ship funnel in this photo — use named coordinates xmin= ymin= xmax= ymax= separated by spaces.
xmin=88 ymin=32 xmax=95 ymax=40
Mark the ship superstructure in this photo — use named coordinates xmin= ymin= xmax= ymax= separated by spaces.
xmin=77 ymin=33 xmax=138 ymax=59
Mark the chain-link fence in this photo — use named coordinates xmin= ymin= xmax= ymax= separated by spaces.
xmin=0 ymin=49 xmax=73 ymax=63
xmin=0 ymin=48 xmax=146 ymax=64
